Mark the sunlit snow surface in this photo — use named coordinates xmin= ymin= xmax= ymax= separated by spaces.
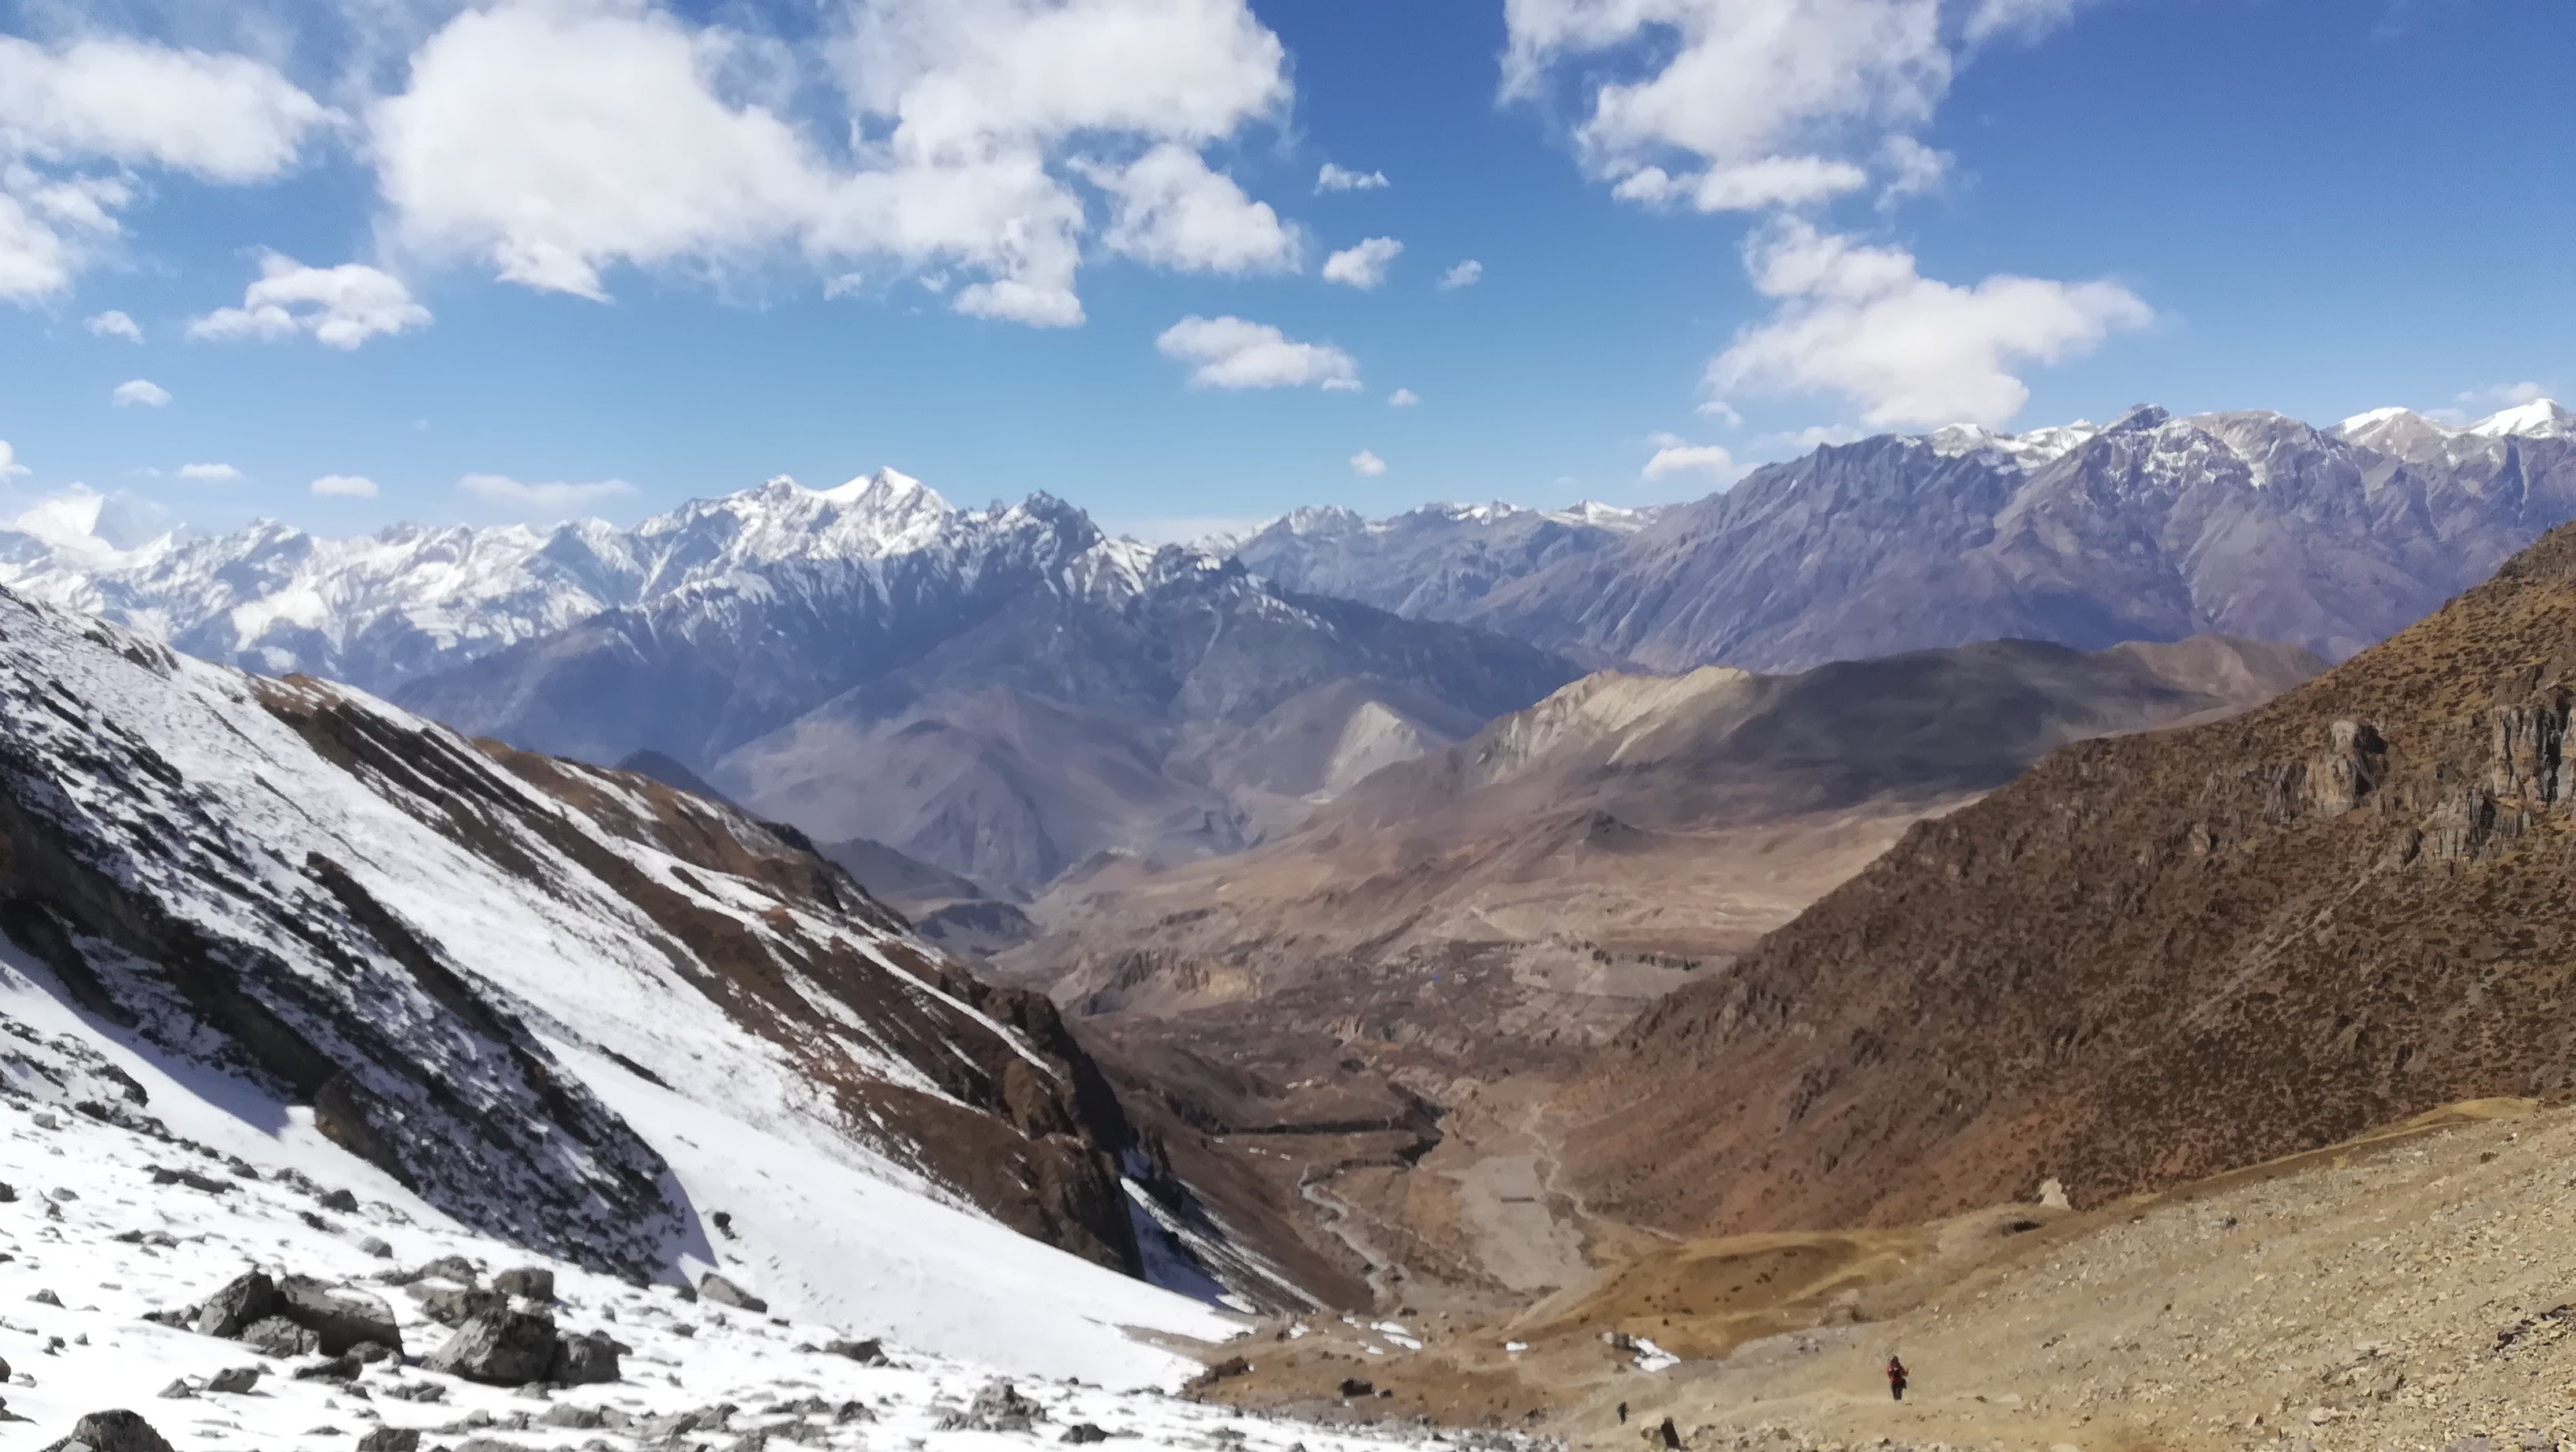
xmin=0 ymin=1057 xmax=1443 ymax=1450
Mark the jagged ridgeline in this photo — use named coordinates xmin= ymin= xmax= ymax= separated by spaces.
xmin=1564 ymin=519 xmax=2576 ymax=1240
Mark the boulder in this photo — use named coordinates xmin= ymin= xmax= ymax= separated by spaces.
xmin=696 ymin=1274 xmax=766 ymax=1313
xmin=424 ymin=1309 xmax=561 ymax=1387
xmin=239 ymin=1317 xmax=320 ymax=1358
xmin=276 ymin=1277 xmax=404 ymax=1355
xmin=358 ymin=1237 xmax=394 ymax=1259
xmin=822 ymin=1338 xmax=886 ymax=1365
xmin=356 ymin=1431 xmax=421 ymax=1452
xmin=1338 ymin=1377 xmax=1374 ymax=1398
xmin=491 ymin=1268 xmax=554 ymax=1303
xmin=1062 ymin=1425 xmax=1112 ymax=1444
xmin=191 ymin=1273 xmax=278 ymax=1338
xmin=548 ymin=1330 xmax=620 ymax=1386
xmin=204 ymin=1368 xmax=260 ymax=1395
xmin=59 ymin=1410 xmax=176 ymax=1452
xmin=384 ymin=1256 xmax=477 ymax=1289
xmin=936 ymin=1381 xmax=1044 ymax=1434
xmin=317 ymin=1188 xmax=361 ymax=1213
xmin=408 ymin=1282 xmax=506 ymax=1328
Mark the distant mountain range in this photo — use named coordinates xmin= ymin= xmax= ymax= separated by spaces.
xmin=5 ymin=399 xmax=2565 ymax=895
xmin=1215 ymin=400 xmax=2576 ymax=671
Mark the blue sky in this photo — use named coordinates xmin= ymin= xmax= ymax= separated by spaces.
xmin=0 ymin=0 xmax=2568 ymax=542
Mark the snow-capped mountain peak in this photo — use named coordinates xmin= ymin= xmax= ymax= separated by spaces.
xmin=2467 ymin=397 xmax=2572 ymax=440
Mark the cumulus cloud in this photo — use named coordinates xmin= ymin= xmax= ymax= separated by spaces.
xmin=1316 ymin=163 xmax=1388 ymax=192
xmin=85 ymin=309 xmax=142 ymax=342
xmin=1756 ymin=422 xmax=1867 ymax=451
xmin=1436 ymin=259 xmax=1483 ymax=290
xmin=112 ymin=378 xmax=171 ymax=407
xmin=311 ymin=473 xmax=379 ymax=498
xmin=459 ymin=472 xmax=635 ymax=511
xmin=1321 ymin=236 xmax=1402 ymax=290
xmin=176 ymin=462 xmax=242 ymax=481
xmin=1156 ymin=314 xmax=1360 ymax=391
xmin=1388 ymin=387 xmax=1421 ymax=407
xmin=1084 ymin=143 xmax=1298 ymax=274
xmin=1350 ymin=449 xmax=1387 ymax=476
xmin=1504 ymin=0 xmax=2092 ymax=213
xmin=0 ymin=440 xmax=27 ymax=479
xmin=1642 ymin=432 xmax=1750 ymax=484
xmin=1707 ymin=219 xmax=2151 ymax=427
xmin=0 ymin=34 xmax=328 ymax=301
xmin=189 ymin=253 xmax=432 ymax=349
xmin=373 ymin=0 xmax=1293 ymax=327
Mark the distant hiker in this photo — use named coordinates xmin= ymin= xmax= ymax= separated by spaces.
xmin=1886 ymin=1354 xmax=1908 ymax=1401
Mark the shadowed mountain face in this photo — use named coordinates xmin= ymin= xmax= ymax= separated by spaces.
xmin=1561 ymin=518 xmax=2576 ymax=1243
xmin=1220 ymin=501 xmax=1659 ymax=624
xmin=1242 ymin=404 xmax=2575 ymax=674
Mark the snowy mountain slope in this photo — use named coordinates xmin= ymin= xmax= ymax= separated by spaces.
xmin=1462 ymin=399 xmax=2576 ymax=671
xmin=0 ymin=583 xmax=1302 ymax=1379
xmin=0 ymin=1039 xmax=1516 ymax=1445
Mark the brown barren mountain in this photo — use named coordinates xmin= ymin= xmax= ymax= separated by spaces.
xmin=1013 ymin=634 xmax=2319 ymax=1308
xmin=1563 ymin=518 xmax=2576 ymax=1242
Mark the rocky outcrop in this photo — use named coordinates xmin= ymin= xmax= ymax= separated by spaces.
xmin=1563 ymin=520 xmax=2576 ymax=1238
xmin=423 ymin=1308 xmax=565 ymax=1386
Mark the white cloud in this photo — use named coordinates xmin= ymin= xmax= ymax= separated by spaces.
xmin=1388 ymin=387 xmax=1421 ymax=407
xmin=112 ymin=378 xmax=171 ymax=407
xmin=2457 ymin=381 xmax=2551 ymax=409
xmin=1696 ymin=398 xmax=1744 ymax=425
xmin=1316 ymin=163 xmax=1388 ymax=193
xmin=1350 ymin=449 xmax=1387 ymax=476
xmin=1610 ymin=156 xmax=1867 ymax=212
xmin=1436 ymin=259 xmax=1483 ymax=290
xmin=373 ymin=0 xmax=1291 ymax=327
xmin=1756 ymin=422 xmax=1867 ymax=451
xmin=1156 ymin=314 xmax=1360 ymax=391
xmin=0 ymin=440 xmax=27 ymax=479
xmin=0 ymin=35 xmax=329 ymax=301
xmin=1708 ymin=219 xmax=2151 ymax=427
xmin=0 ymin=34 xmax=331 ymax=182
xmin=1962 ymin=0 xmax=2090 ymax=44
xmin=1878 ymin=133 xmax=1951 ymax=204
xmin=459 ymin=472 xmax=635 ymax=512
xmin=311 ymin=473 xmax=380 ymax=499
xmin=176 ymin=462 xmax=243 ymax=482
xmin=1642 ymin=432 xmax=1751 ymax=484
xmin=85 ymin=309 xmax=142 ymax=342
xmin=1504 ymin=0 xmax=2089 ymax=215
xmin=1083 ymin=143 xmax=1297 ymax=275
xmin=189 ymin=253 xmax=432 ymax=349
xmin=1320 ymin=236 xmax=1402 ymax=290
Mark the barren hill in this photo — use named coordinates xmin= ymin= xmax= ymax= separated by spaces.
xmin=1562 ymin=518 xmax=2576 ymax=1244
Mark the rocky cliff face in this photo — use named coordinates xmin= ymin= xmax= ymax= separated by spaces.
xmin=1456 ymin=402 xmax=2576 ymax=672
xmin=0 ymin=585 xmax=1156 ymax=1282
xmin=1561 ymin=518 xmax=2576 ymax=1239
xmin=1222 ymin=501 xmax=1658 ymax=625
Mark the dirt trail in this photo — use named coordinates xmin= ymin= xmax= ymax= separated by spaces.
xmin=1200 ymin=1098 xmax=2576 ymax=1452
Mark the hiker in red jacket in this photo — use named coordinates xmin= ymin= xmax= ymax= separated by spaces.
xmin=1887 ymin=1354 xmax=1909 ymax=1401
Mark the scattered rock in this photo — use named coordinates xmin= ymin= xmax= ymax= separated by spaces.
xmin=492 ymin=1267 xmax=555 ymax=1302
xmin=424 ymin=1309 xmax=562 ymax=1387
xmin=0 ymin=1182 xmax=13 ymax=1202
xmin=153 ymin=1380 xmax=193 ymax=1400
xmin=821 ymin=1338 xmax=886 ymax=1365
xmin=204 ymin=1368 xmax=260 ymax=1395
xmin=191 ymin=1272 xmax=278 ymax=1338
xmin=28 ymin=1290 xmax=61 ymax=1307
xmin=317 ymin=1188 xmax=361 ymax=1214
xmin=147 ymin=1166 xmax=232 ymax=1195
xmin=59 ymin=1409 xmax=175 ymax=1452
xmin=355 ymin=1431 xmax=420 ymax=1452
xmin=407 ymin=1282 xmax=506 ymax=1328
xmin=357 ymin=1237 xmax=393 ymax=1260
xmin=1338 ymin=1377 xmax=1375 ymax=1398
xmin=1063 ymin=1424 xmax=1114 ymax=1444
xmin=548 ymin=1330 xmax=621 ymax=1387
xmin=936 ymin=1381 xmax=1046 ymax=1434
xmin=540 ymin=1404 xmax=604 ymax=1429
xmin=696 ymin=1274 xmax=766 ymax=1313
xmin=276 ymin=1277 xmax=405 ymax=1356
xmin=239 ymin=1317 xmax=321 ymax=1358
